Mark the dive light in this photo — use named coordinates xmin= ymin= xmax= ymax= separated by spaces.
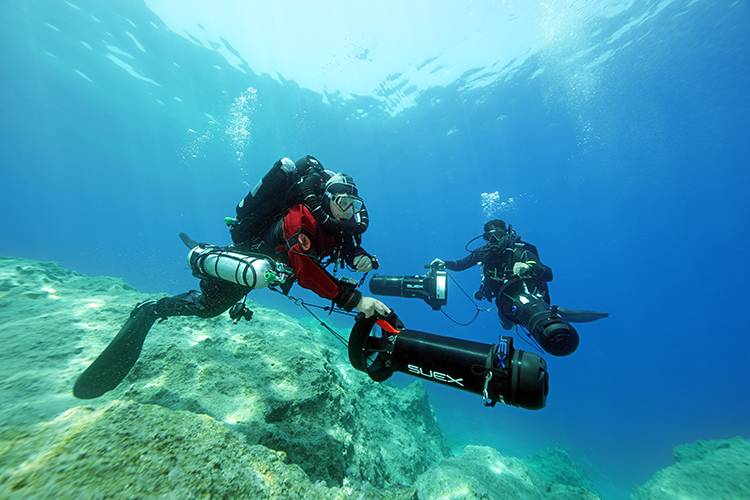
xmin=368 ymin=264 xmax=447 ymax=310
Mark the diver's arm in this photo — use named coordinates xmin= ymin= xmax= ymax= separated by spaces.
xmin=444 ymin=251 xmax=481 ymax=272
xmin=340 ymin=237 xmax=377 ymax=272
xmin=287 ymin=248 xmax=362 ymax=310
xmin=283 ymin=205 xmax=362 ymax=310
xmin=516 ymin=246 xmax=553 ymax=282
xmin=284 ymin=213 xmax=362 ymax=310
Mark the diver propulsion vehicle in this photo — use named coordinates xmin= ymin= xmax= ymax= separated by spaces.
xmin=348 ymin=311 xmax=549 ymax=409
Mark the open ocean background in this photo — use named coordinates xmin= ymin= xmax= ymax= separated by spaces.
xmin=1 ymin=1 xmax=748 ymax=498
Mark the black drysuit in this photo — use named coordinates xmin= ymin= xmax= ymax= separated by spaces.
xmin=444 ymin=241 xmax=553 ymax=330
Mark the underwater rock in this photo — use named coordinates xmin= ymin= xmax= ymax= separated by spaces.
xmin=110 ymin=299 xmax=450 ymax=487
xmin=415 ymin=445 xmax=599 ymax=499
xmin=0 ymin=400 xmax=412 ymax=499
xmin=632 ymin=436 xmax=750 ymax=500
xmin=526 ymin=447 xmax=598 ymax=498
xmin=0 ymin=257 xmax=139 ymax=428
xmin=0 ymin=257 xmax=445 ymax=490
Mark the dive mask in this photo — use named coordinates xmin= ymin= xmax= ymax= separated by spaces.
xmin=333 ymin=193 xmax=364 ymax=215
xmin=484 ymin=228 xmax=506 ymax=242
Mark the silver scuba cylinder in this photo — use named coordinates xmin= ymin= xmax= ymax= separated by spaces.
xmin=187 ymin=245 xmax=287 ymax=289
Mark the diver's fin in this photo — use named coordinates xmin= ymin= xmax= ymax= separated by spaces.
xmin=179 ymin=232 xmax=200 ymax=249
xmin=73 ymin=301 xmax=160 ymax=399
xmin=557 ymin=307 xmax=609 ymax=323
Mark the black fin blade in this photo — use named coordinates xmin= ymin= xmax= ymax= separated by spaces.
xmin=557 ymin=308 xmax=610 ymax=323
xmin=179 ymin=232 xmax=199 ymax=249
xmin=73 ymin=306 xmax=157 ymax=399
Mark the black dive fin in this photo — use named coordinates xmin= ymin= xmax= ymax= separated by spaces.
xmin=179 ymin=232 xmax=200 ymax=249
xmin=557 ymin=307 xmax=609 ymax=323
xmin=73 ymin=302 xmax=159 ymax=399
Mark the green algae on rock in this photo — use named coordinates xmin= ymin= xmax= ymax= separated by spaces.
xmin=0 ymin=400 xmax=413 ymax=499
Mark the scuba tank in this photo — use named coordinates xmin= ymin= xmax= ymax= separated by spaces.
xmin=187 ymin=244 xmax=292 ymax=290
xmin=230 ymin=156 xmax=322 ymax=243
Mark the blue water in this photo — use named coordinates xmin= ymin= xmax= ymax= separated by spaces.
xmin=1 ymin=1 xmax=748 ymax=497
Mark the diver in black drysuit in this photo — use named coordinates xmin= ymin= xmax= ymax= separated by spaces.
xmin=432 ymin=219 xmax=608 ymax=356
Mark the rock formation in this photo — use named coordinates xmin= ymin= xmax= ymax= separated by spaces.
xmin=0 ymin=257 xmax=604 ymax=498
xmin=633 ymin=437 xmax=750 ymax=500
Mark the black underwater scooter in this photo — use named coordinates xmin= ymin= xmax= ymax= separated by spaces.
xmin=348 ymin=310 xmax=549 ymax=410
xmin=360 ymin=265 xmax=549 ymax=409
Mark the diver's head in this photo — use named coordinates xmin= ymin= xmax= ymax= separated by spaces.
xmin=324 ymin=172 xmax=364 ymax=221
xmin=483 ymin=219 xmax=507 ymax=242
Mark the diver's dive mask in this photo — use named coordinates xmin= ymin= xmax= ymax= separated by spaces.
xmin=323 ymin=172 xmax=365 ymax=220
xmin=332 ymin=193 xmax=364 ymax=216
xmin=484 ymin=228 xmax=506 ymax=243
xmin=464 ymin=225 xmax=515 ymax=253
xmin=479 ymin=225 xmax=518 ymax=252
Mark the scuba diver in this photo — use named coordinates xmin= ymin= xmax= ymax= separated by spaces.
xmin=430 ymin=219 xmax=608 ymax=357
xmin=73 ymin=155 xmax=390 ymax=399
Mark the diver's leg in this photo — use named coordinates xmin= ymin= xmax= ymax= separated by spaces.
xmin=495 ymin=295 xmax=515 ymax=330
xmin=154 ymin=278 xmax=250 ymax=319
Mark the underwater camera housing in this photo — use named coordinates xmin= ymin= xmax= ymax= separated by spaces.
xmin=368 ymin=264 xmax=447 ymax=310
xmin=348 ymin=311 xmax=549 ymax=410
